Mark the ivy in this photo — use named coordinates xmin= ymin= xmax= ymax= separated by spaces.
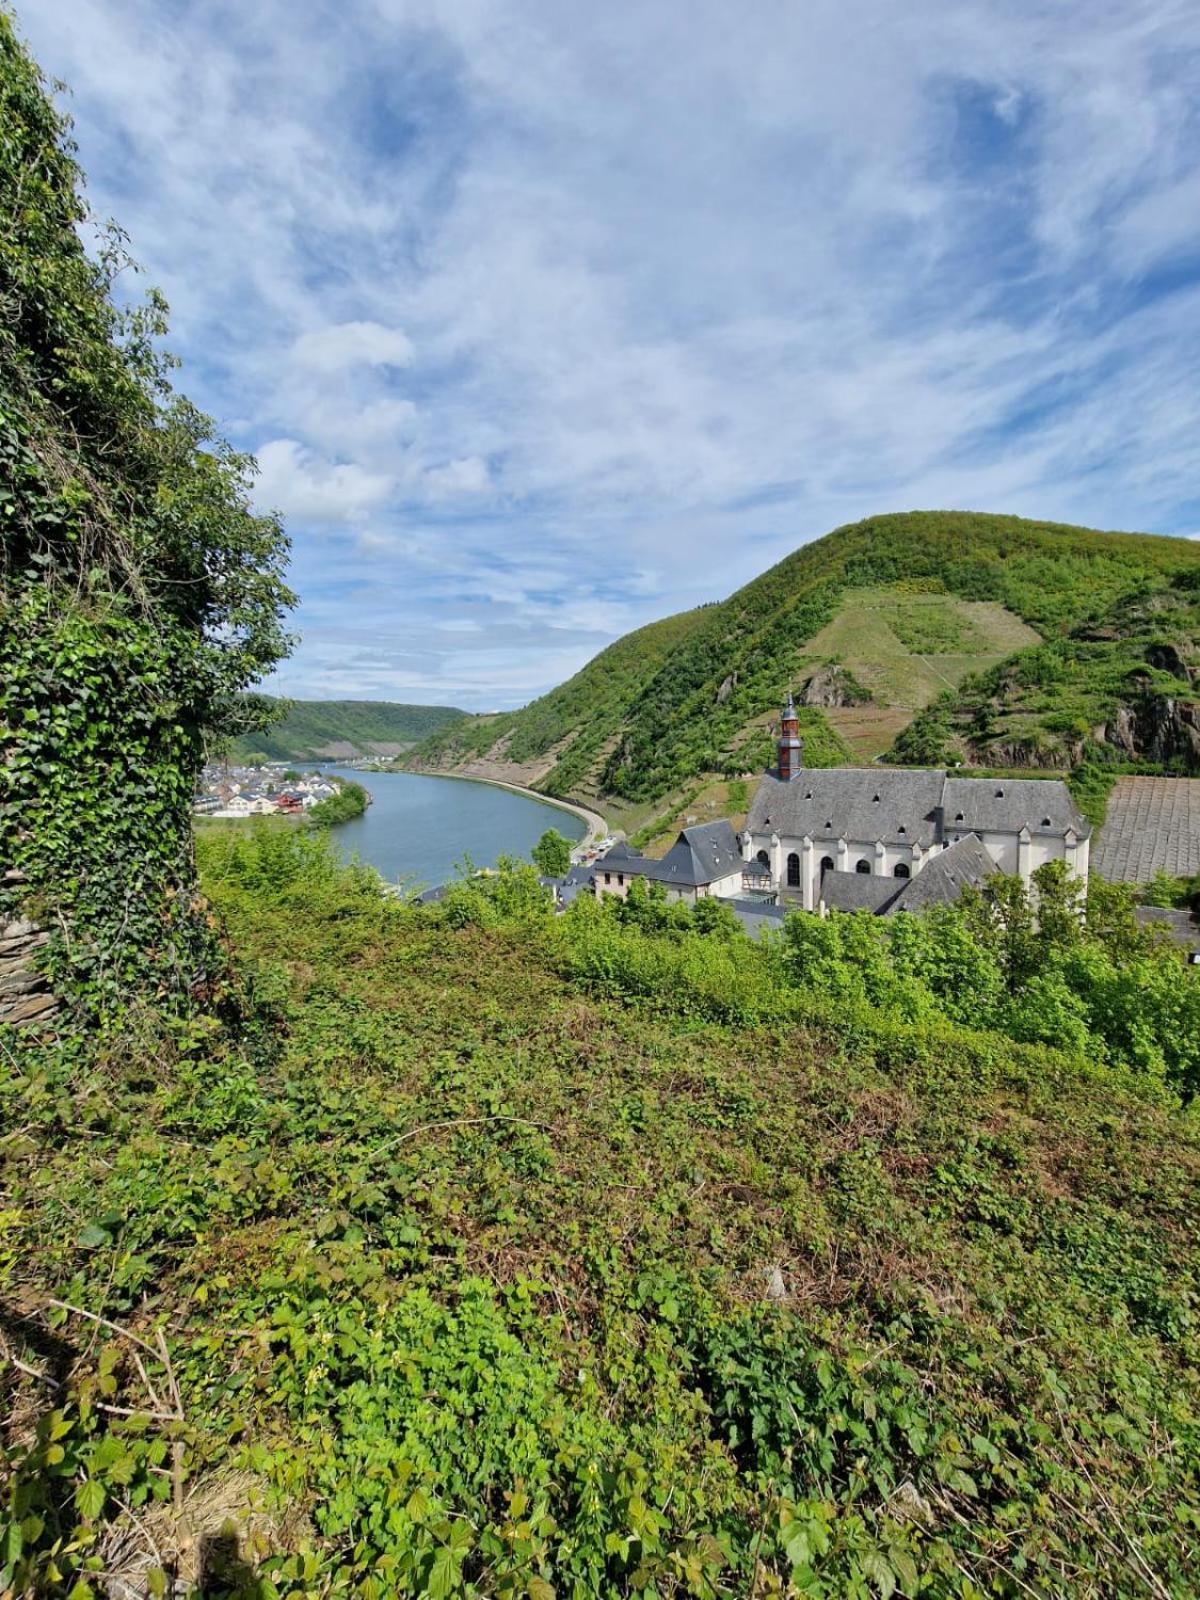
xmin=0 ymin=15 xmax=293 ymax=1018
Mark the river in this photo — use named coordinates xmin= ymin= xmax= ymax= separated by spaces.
xmin=316 ymin=767 xmax=586 ymax=889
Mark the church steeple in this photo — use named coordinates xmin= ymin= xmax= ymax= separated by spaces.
xmin=777 ymin=690 xmax=803 ymax=782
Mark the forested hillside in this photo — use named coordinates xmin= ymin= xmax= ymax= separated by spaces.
xmin=408 ymin=512 xmax=1200 ymax=806
xmin=232 ymin=699 xmax=465 ymax=762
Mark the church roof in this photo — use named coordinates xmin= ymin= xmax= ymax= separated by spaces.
xmin=820 ymin=872 xmax=904 ymax=913
xmin=747 ymin=767 xmax=1089 ymax=846
xmin=748 ymin=768 xmax=946 ymax=847
xmin=887 ymin=833 xmax=995 ymax=910
xmin=820 ymin=833 xmax=998 ymax=916
xmin=941 ymin=777 xmax=1090 ymax=838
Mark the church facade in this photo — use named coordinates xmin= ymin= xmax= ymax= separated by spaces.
xmin=741 ymin=695 xmax=1091 ymax=912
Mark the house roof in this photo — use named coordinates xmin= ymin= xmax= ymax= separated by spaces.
xmin=887 ymin=833 xmax=995 ymax=911
xmin=602 ymin=840 xmax=644 ymax=861
xmin=748 ymin=768 xmax=947 ymax=848
xmin=608 ymin=819 xmax=744 ymax=889
xmin=728 ymin=898 xmax=790 ymax=937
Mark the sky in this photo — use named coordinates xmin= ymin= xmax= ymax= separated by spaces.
xmin=20 ymin=0 xmax=1200 ymax=710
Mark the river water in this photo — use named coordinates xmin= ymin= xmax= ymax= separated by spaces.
xmin=316 ymin=767 xmax=586 ymax=890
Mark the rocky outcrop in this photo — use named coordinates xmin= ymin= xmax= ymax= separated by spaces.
xmin=1143 ymin=642 xmax=1196 ymax=682
xmin=800 ymin=664 xmax=866 ymax=709
xmin=1102 ymin=697 xmax=1200 ymax=764
xmin=716 ymin=672 xmax=738 ymax=705
xmin=0 ymin=912 xmax=58 ymax=1027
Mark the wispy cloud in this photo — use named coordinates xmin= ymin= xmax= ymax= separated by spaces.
xmin=19 ymin=0 xmax=1200 ymax=707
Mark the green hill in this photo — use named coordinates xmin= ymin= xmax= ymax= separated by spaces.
xmin=407 ymin=511 xmax=1200 ymax=805
xmin=233 ymin=698 xmax=466 ymax=762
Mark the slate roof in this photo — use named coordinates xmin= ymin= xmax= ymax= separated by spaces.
xmin=941 ymin=777 xmax=1089 ymax=838
xmin=747 ymin=768 xmax=1088 ymax=847
xmin=1093 ymin=777 xmax=1200 ymax=883
xmin=747 ymin=769 xmax=946 ymax=848
xmin=887 ymin=833 xmax=995 ymax=911
xmin=728 ymin=899 xmax=790 ymax=938
xmin=819 ymin=834 xmax=996 ymax=917
xmin=820 ymin=872 xmax=904 ymax=913
xmin=602 ymin=840 xmax=644 ymax=862
xmin=606 ymin=820 xmax=745 ymax=890
xmin=1133 ymin=905 xmax=1200 ymax=950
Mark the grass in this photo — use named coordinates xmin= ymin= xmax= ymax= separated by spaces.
xmin=800 ymin=587 xmax=1041 ymax=711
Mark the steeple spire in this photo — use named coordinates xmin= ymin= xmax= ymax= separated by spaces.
xmin=777 ymin=689 xmax=803 ymax=781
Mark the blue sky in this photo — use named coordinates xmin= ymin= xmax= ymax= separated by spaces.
xmin=20 ymin=0 xmax=1200 ymax=710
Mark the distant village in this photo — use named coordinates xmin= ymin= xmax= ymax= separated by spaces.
xmin=193 ymin=763 xmax=345 ymax=819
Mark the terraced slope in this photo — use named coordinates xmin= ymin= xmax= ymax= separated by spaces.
xmin=407 ymin=511 xmax=1200 ymax=804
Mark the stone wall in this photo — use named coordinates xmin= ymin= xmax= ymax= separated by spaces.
xmin=0 ymin=876 xmax=59 ymax=1026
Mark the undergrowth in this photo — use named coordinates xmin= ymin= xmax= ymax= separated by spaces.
xmin=2 ymin=831 xmax=1198 ymax=1596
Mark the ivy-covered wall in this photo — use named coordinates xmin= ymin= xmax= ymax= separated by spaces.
xmin=0 ymin=16 xmax=293 ymax=1022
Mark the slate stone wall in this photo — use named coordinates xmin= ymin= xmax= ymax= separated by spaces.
xmin=0 ymin=872 xmax=58 ymax=1026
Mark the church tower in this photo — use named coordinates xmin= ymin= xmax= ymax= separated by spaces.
xmin=777 ymin=691 xmax=803 ymax=781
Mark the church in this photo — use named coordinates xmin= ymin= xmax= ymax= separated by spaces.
xmin=740 ymin=694 xmax=1091 ymax=913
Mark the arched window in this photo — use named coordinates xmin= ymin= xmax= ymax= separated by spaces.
xmin=786 ymin=852 xmax=801 ymax=887
xmin=819 ymin=855 xmax=834 ymax=877
xmin=855 ymin=859 xmax=871 ymax=875
xmin=894 ymin=862 xmax=911 ymax=879
xmin=757 ymin=849 xmax=770 ymax=868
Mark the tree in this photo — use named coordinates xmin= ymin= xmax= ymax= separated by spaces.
xmin=531 ymin=828 xmax=572 ymax=877
xmin=0 ymin=17 xmax=294 ymax=1019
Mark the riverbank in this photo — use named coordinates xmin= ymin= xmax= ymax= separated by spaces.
xmin=402 ymin=767 xmax=606 ymax=855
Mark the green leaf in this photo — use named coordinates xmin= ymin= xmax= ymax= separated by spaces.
xmin=75 ymin=1479 xmax=106 ymax=1520
xmin=77 ymin=1224 xmax=111 ymax=1249
xmin=862 ymin=1551 xmax=896 ymax=1599
xmin=425 ymin=1545 xmax=461 ymax=1599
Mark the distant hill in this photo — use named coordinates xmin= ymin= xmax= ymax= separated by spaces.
xmin=407 ymin=511 xmax=1200 ymax=806
xmin=233 ymin=699 xmax=466 ymax=762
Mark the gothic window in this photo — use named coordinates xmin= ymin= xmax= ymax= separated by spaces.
xmin=757 ymin=849 xmax=770 ymax=868
xmin=819 ymin=855 xmax=834 ymax=876
xmin=894 ymin=862 xmax=911 ymax=879
xmin=856 ymin=859 xmax=871 ymax=875
xmin=786 ymin=852 xmax=801 ymax=887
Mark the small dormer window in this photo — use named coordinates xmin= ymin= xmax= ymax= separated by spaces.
xmin=955 ymin=811 xmax=964 ymax=822
xmin=805 ymin=790 xmax=813 ymax=799
xmin=994 ymin=787 xmax=1004 ymax=797
xmin=824 ymin=820 xmax=833 ymax=830
xmin=1042 ymin=816 xmax=1051 ymax=827
xmin=898 ymin=824 xmax=906 ymax=834
xmin=872 ymin=793 xmax=881 ymax=802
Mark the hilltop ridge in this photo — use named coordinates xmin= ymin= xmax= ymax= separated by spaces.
xmin=233 ymin=698 xmax=466 ymax=762
xmin=406 ymin=511 xmax=1200 ymax=810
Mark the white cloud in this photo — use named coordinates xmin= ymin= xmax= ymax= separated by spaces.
xmin=292 ymin=320 xmax=415 ymax=374
xmin=20 ymin=0 xmax=1200 ymax=709
xmin=254 ymin=439 xmax=393 ymax=523
xmin=423 ymin=456 xmax=491 ymax=498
